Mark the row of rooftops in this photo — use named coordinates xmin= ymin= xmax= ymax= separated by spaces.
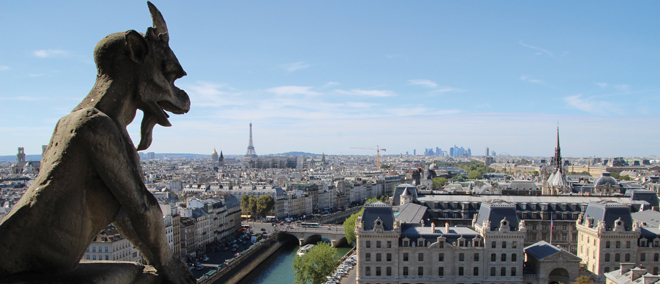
xmin=362 ymin=199 xmax=660 ymax=241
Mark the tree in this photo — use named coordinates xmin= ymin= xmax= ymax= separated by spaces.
xmin=572 ymin=276 xmax=594 ymax=284
xmin=432 ymin=177 xmax=448 ymax=189
xmin=292 ymin=242 xmax=340 ymax=284
xmin=257 ymin=194 xmax=275 ymax=217
xmin=380 ymin=164 xmax=390 ymax=169
xmin=620 ymin=175 xmax=631 ymax=181
xmin=240 ymin=195 xmax=250 ymax=214
xmin=467 ymin=170 xmax=483 ymax=179
xmin=248 ymin=195 xmax=258 ymax=217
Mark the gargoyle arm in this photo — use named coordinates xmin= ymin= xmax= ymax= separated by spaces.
xmin=80 ymin=111 xmax=172 ymax=269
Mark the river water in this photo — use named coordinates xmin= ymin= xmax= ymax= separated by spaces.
xmin=236 ymin=241 xmax=352 ymax=284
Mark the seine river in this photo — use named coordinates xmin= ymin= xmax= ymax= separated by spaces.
xmin=236 ymin=241 xmax=352 ymax=284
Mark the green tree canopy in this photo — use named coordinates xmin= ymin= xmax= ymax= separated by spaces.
xmin=240 ymin=195 xmax=250 ymax=214
xmin=248 ymin=195 xmax=258 ymax=217
xmin=432 ymin=177 xmax=448 ymax=189
xmin=572 ymin=276 xmax=594 ymax=284
xmin=467 ymin=170 xmax=483 ymax=180
xmin=343 ymin=212 xmax=359 ymax=245
xmin=292 ymin=242 xmax=340 ymax=284
xmin=257 ymin=194 xmax=275 ymax=217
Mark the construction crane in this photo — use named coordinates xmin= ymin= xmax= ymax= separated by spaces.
xmin=351 ymin=145 xmax=386 ymax=170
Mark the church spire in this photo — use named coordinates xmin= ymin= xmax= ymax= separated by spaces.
xmin=554 ymin=126 xmax=562 ymax=171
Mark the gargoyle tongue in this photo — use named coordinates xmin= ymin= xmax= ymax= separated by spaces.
xmin=137 ymin=111 xmax=159 ymax=151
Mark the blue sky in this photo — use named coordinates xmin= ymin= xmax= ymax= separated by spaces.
xmin=1 ymin=1 xmax=658 ymax=157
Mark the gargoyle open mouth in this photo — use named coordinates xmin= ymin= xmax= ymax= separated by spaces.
xmin=136 ymin=89 xmax=190 ymax=151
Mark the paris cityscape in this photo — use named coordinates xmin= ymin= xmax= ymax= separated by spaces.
xmin=1 ymin=1 xmax=659 ymax=284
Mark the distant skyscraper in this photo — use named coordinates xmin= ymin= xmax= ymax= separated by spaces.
xmin=413 ymin=149 xmax=416 ymax=155
xmin=486 ymin=147 xmax=489 ymax=157
xmin=245 ymin=123 xmax=258 ymax=158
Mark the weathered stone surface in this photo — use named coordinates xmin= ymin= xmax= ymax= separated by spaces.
xmin=0 ymin=2 xmax=194 ymax=283
xmin=1 ymin=261 xmax=163 ymax=284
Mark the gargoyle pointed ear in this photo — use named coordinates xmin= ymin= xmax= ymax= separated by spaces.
xmin=126 ymin=30 xmax=148 ymax=64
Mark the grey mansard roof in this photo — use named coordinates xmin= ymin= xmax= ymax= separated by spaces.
xmin=396 ymin=202 xmax=428 ymax=224
xmin=362 ymin=201 xmax=395 ymax=231
xmin=580 ymin=201 xmax=633 ymax=230
xmin=524 ymin=241 xmax=561 ymax=260
xmin=475 ymin=200 xmax=519 ymax=231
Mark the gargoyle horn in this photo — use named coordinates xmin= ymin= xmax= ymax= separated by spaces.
xmin=147 ymin=1 xmax=169 ymax=42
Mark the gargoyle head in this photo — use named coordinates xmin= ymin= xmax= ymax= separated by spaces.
xmin=88 ymin=2 xmax=190 ymax=150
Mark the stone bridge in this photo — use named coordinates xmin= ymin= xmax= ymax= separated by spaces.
xmin=280 ymin=225 xmax=348 ymax=247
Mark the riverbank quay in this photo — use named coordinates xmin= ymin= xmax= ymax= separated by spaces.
xmin=199 ymin=233 xmax=292 ymax=284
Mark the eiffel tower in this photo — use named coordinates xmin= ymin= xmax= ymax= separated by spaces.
xmin=245 ymin=122 xmax=258 ymax=158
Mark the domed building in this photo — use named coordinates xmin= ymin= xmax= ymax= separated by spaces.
xmin=211 ymin=148 xmax=219 ymax=162
xmin=594 ymin=172 xmax=621 ymax=194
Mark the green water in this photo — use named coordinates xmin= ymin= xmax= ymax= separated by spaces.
xmin=236 ymin=241 xmax=352 ymax=284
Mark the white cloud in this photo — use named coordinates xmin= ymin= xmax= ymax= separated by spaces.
xmin=267 ymin=86 xmax=320 ymax=96
xmin=281 ymin=61 xmax=311 ymax=72
xmin=34 ymin=49 xmax=68 ymax=58
xmin=520 ymin=75 xmax=544 ymax=84
xmin=335 ymin=89 xmax=397 ymax=97
xmin=182 ymin=81 xmax=242 ymax=107
xmin=519 ymin=41 xmax=553 ymax=57
xmin=564 ymin=94 xmax=622 ymax=115
xmin=320 ymin=82 xmax=340 ymax=89
xmin=615 ymin=84 xmax=630 ymax=91
xmin=408 ymin=79 xmax=437 ymax=88
xmin=345 ymin=102 xmax=377 ymax=108
xmin=0 ymin=66 xmax=9 ymax=71
xmin=596 ymin=82 xmax=608 ymax=88
xmin=431 ymin=87 xmax=460 ymax=93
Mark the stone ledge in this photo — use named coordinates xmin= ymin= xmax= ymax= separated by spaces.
xmin=1 ymin=261 xmax=163 ymax=284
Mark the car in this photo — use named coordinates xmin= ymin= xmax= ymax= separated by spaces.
xmin=260 ymin=228 xmax=266 ymax=231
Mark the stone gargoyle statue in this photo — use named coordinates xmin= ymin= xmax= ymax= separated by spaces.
xmin=0 ymin=2 xmax=195 ymax=283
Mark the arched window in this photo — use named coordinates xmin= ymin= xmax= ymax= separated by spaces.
xmin=606 ymin=241 xmax=610 ymax=248
xmin=615 ymin=253 xmax=620 ymax=262
xmin=605 ymin=253 xmax=610 ymax=262
xmin=459 ymin=253 xmax=464 ymax=261
xmin=491 ymin=253 xmax=496 ymax=261
xmin=473 ymin=267 xmax=479 ymax=276
xmin=502 ymin=241 xmax=507 ymax=248
xmin=474 ymin=253 xmax=479 ymax=261
xmin=512 ymin=253 xmax=517 ymax=262
xmin=501 ymin=254 xmax=507 ymax=262
xmin=377 ymin=241 xmax=381 ymax=248
xmin=492 ymin=241 xmax=496 ymax=248
xmin=458 ymin=267 xmax=464 ymax=276
xmin=500 ymin=267 xmax=506 ymax=276
xmin=490 ymin=267 xmax=496 ymax=276
xmin=511 ymin=267 xmax=516 ymax=276
xmin=616 ymin=241 xmax=621 ymax=248
xmin=512 ymin=241 xmax=517 ymax=248
xmin=625 ymin=253 xmax=631 ymax=262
